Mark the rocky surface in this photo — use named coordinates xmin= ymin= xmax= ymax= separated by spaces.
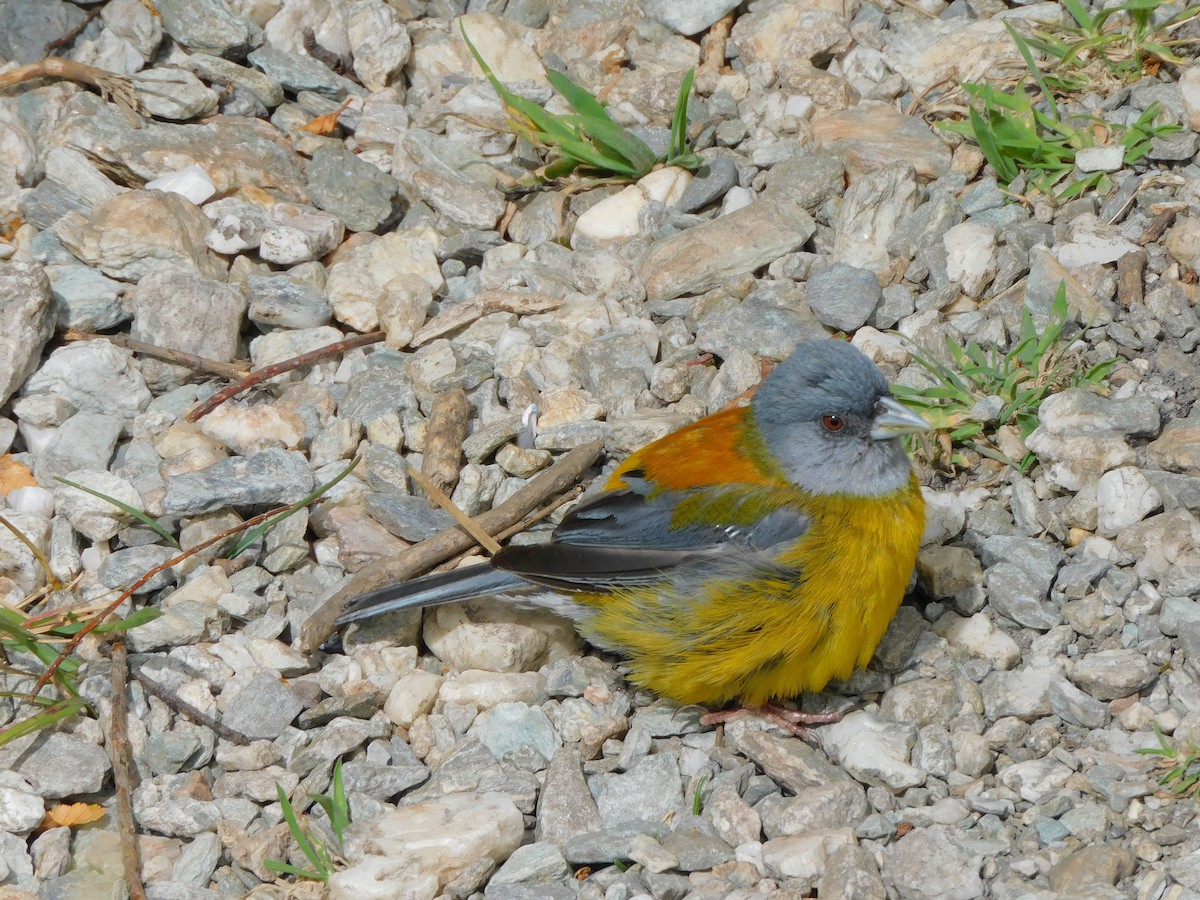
xmin=0 ymin=0 xmax=1199 ymax=898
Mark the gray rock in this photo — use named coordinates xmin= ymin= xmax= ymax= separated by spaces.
xmin=130 ymin=265 xmax=247 ymax=390
xmin=13 ymin=733 xmax=111 ymax=799
xmin=806 ymin=264 xmax=883 ymax=332
xmin=676 ymin=157 xmax=739 ymax=212
xmin=98 ymin=545 xmax=179 ymax=594
xmin=1066 ymin=649 xmax=1158 ymax=701
xmin=588 ymin=752 xmax=684 ymax=828
xmin=220 ymin=672 xmax=304 ymax=740
xmin=133 ymin=68 xmax=220 ymax=120
xmin=154 ymin=0 xmax=261 ymax=55
xmin=162 ymin=448 xmax=315 ymax=515
xmin=883 ymin=824 xmax=984 ymax=900
xmin=695 ymin=283 xmax=827 ymax=362
xmin=644 ymin=0 xmax=741 ymax=35
xmin=248 ymin=46 xmax=361 ymax=99
xmin=307 ymin=145 xmax=400 ymax=233
xmin=639 ymin=198 xmax=817 ymax=301
xmin=364 ymin=492 xmax=454 ymax=541
xmin=0 ymin=261 xmax=55 ymax=407
xmin=246 ymin=274 xmax=332 ymax=329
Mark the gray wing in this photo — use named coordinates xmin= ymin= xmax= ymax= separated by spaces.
xmin=493 ymin=471 xmax=809 ymax=593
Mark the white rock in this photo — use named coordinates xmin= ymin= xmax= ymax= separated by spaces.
xmin=1055 ymin=213 xmax=1140 ymax=267
xmin=1096 ymin=466 xmax=1162 ymax=537
xmin=1075 ymin=146 xmax=1125 ymax=173
xmin=819 ymin=709 xmax=925 ymax=791
xmin=329 ymin=792 xmax=523 ymax=900
xmin=258 ymin=204 xmax=345 ymax=265
xmin=943 ymin=220 xmax=998 ymax=297
xmin=347 ymin=0 xmax=411 ymax=91
xmin=422 ymin=598 xmax=580 ymax=672
xmin=720 ymin=185 xmax=755 ymax=215
xmin=851 ymin=326 xmax=910 ymax=367
xmin=326 ymin=230 xmax=443 ymax=332
xmin=383 ymin=669 xmax=443 ymax=728
xmin=198 ymin=402 xmax=307 ymax=456
xmin=7 ymin=486 xmax=54 ymax=519
xmin=0 ymin=513 xmax=50 ymax=594
xmin=146 ymin=165 xmax=216 ymax=205
xmin=997 ymin=757 xmax=1072 ymax=803
xmin=933 ymin=612 xmax=1020 ymax=670
xmin=761 ymin=828 xmax=855 ymax=888
xmin=438 ymin=669 xmax=547 ymax=709
xmin=573 ymin=167 xmax=693 ymax=245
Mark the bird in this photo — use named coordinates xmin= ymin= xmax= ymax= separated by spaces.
xmin=338 ymin=339 xmax=929 ymax=733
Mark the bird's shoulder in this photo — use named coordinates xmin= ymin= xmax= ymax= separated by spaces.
xmin=605 ymin=405 xmax=788 ymax=493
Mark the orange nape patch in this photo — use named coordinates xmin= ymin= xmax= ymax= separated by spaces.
xmin=605 ymin=407 xmax=785 ymax=492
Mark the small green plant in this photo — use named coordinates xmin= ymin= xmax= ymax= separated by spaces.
xmin=692 ymin=773 xmax=709 ymax=816
xmin=1137 ymin=723 xmax=1200 ymax=797
xmin=0 ymin=606 xmax=161 ymax=747
xmin=461 ymin=22 xmax=701 ymax=182
xmin=1023 ymin=0 xmax=1199 ymax=87
xmin=893 ymin=284 xmax=1118 ymax=473
xmin=941 ymin=23 xmax=1181 ymax=200
xmin=265 ymin=758 xmax=350 ymax=882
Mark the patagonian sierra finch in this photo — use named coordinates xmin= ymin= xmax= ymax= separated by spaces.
xmin=339 ymin=339 xmax=930 ymax=734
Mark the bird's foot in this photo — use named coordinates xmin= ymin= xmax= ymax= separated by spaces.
xmin=700 ymin=703 xmax=844 ymax=743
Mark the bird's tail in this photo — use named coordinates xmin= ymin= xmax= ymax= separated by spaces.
xmin=337 ymin=565 xmax=527 ymax=624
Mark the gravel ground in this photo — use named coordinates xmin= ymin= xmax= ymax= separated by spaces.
xmin=1 ymin=0 xmax=1200 ymax=898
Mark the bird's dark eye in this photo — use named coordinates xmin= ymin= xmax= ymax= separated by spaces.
xmin=822 ymin=414 xmax=844 ymax=432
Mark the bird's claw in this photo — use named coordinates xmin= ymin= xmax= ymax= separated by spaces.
xmin=699 ymin=703 xmax=844 ymax=745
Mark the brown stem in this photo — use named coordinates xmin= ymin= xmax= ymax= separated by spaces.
xmin=185 ymin=332 xmax=384 ymax=423
xmin=108 ymin=638 xmax=147 ymax=900
xmin=128 ymin=663 xmax=250 ymax=745
xmin=65 ymin=331 xmax=249 ymax=380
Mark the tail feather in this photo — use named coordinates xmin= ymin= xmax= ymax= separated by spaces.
xmin=337 ymin=565 xmax=527 ymax=624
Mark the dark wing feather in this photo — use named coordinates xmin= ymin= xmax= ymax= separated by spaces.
xmin=492 ymin=477 xmax=810 ymax=593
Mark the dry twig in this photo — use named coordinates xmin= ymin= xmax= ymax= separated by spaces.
xmin=0 ymin=58 xmax=139 ymax=124
xmin=299 ymin=439 xmax=605 ymax=653
xmin=107 ymin=639 xmax=146 ymax=900
xmin=66 ymin=331 xmax=249 ymax=379
xmin=185 ymin=332 xmax=384 ymax=422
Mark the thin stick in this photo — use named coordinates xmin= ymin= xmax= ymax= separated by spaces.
xmin=108 ymin=639 xmax=146 ymax=900
xmin=129 ymin=664 xmax=250 ymax=745
xmin=46 ymin=5 xmax=103 ymax=53
xmin=65 ymin=331 xmax=249 ymax=379
xmin=299 ymin=439 xmax=604 ymax=653
xmin=406 ymin=462 xmax=501 ymax=555
xmin=185 ymin=332 xmax=384 ymax=422
xmin=31 ymin=503 xmax=292 ymax=697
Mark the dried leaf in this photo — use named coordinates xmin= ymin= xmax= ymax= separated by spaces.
xmin=300 ymin=98 xmax=353 ymax=135
xmin=0 ymin=456 xmax=37 ymax=495
xmin=41 ymin=802 xmax=107 ymax=830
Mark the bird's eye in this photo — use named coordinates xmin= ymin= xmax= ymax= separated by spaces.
xmin=822 ymin=414 xmax=844 ymax=432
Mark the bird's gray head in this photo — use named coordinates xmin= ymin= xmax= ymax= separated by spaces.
xmin=751 ymin=340 xmax=928 ymax=497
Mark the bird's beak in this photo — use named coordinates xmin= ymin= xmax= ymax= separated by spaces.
xmin=871 ymin=396 xmax=930 ymax=440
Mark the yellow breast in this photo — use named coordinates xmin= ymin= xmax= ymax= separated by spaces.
xmin=576 ymin=475 xmax=926 ymax=707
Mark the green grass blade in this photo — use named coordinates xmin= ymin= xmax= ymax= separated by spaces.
xmin=54 ymin=477 xmax=179 ymax=548
xmin=1006 ymin=23 xmax=1058 ymax=121
xmin=1061 ymin=0 xmax=1095 ymax=29
xmin=228 ymin=457 xmax=360 ymax=559
xmin=0 ymin=698 xmax=89 ymax=748
xmin=670 ymin=68 xmax=695 ymax=162
xmin=547 ymin=72 xmax=657 ymax=173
